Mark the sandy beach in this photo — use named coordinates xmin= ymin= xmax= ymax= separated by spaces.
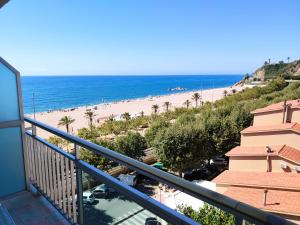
xmin=27 ymin=85 xmax=244 ymax=139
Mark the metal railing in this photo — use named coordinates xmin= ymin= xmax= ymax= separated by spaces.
xmin=24 ymin=117 xmax=292 ymax=225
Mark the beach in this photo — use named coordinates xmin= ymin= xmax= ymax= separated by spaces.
xmin=27 ymin=85 xmax=244 ymax=139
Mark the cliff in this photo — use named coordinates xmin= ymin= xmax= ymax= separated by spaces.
xmin=253 ymin=59 xmax=300 ymax=81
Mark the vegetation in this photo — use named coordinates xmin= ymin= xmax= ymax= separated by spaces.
xmin=58 ymin=116 xmax=75 ymax=133
xmin=84 ymin=110 xmax=97 ymax=132
xmin=115 ymin=132 xmax=147 ymax=160
xmin=178 ymin=204 xmax=235 ymax=225
xmin=163 ymin=101 xmax=171 ymax=112
xmin=152 ymin=104 xmax=159 ymax=115
xmin=192 ymin=92 xmax=201 ymax=107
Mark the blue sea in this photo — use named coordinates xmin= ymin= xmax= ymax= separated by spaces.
xmin=21 ymin=75 xmax=243 ymax=114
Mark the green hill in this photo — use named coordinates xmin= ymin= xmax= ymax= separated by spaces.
xmin=254 ymin=59 xmax=300 ymax=81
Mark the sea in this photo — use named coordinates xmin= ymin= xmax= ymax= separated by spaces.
xmin=21 ymin=75 xmax=243 ymax=114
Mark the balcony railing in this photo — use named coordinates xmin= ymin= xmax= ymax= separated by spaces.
xmin=23 ymin=117 xmax=291 ymax=225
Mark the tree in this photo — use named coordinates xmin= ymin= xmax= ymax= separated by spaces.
xmin=47 ymin=136 xmax=67 ymax=149
xmin=140 ymin=111 xmax=145 ymax=117
xmin=115 ymin=132 xmax=147 ymax=160
xmin=223 ymin=90 xmax=228 ymax=97
xmin=287 ymin=57 xmax=290 ymax=63
xmin=152 ymin=104 xmax=159 ymax=115
xmin=145 ymin=120 xmax=170 ymax=147
xmin=154 ymin=124 xmax=210 ymax=177
xmin=107 ymin=114 xmax=114 ymax=122
xmin=122 ymin=112 xmax=131 ymax=121
xmin=163 ymin=101 xmax=171 ymax=112
xmin=231 ymin=89 xmax=236 ymax=94
xmin=183 ymin=100 xmax=191 ymax=109
xmin=85 ymin=110 xmax=97 ymax=132
xmin=192 ymin=93 xmax=201 ymax=107
xmin=58 ymin=116 xmax=75 ymax=133
xmin=177 ymin=203 xmax=235 ymax=225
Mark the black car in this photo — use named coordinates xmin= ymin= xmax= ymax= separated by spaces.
xmin=145 ymin=217 xmax=162 ymax=225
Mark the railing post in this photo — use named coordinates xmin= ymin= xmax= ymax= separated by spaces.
xmin=75 ymin=144 xmax=84 ymax=225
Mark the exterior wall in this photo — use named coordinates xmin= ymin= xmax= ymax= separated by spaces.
xmin=241 ymin=131 xmax=300 ymax=149
xmin=229 ymin=156 xmax=268 ymax=172
xmin=290 ymin=109 xmax=300 ymax=123
xmin=229 ymin=156 xmax=299 ymax=173
xmin=253 ymin=111 xmax=283 ymax=126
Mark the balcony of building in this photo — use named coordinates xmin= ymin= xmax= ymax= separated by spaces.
xmin=0 ymin=55 xmax=295 ymax=225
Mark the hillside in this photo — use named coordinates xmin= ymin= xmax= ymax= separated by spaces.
xmin=253 ymin=59 xmax=300 ymax=81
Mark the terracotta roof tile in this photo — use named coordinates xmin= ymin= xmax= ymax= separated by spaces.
xmin=241 ymin=123 xmax=300 ymax=134
xmin=226 ymin=145 xmax=300 ymax=164
xmin=213 ymin=171 xmax=300 ymax=190
xmin=251 ymin=99 xmax=300 ymax=114
xmin=224 ymin=187 xmax=300 ymax=215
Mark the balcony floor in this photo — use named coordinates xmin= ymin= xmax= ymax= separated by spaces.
xmin=0 ymin=191 xmax=69 ymax=225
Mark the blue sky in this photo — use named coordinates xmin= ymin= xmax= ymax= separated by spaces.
xmin=0 ymin=0 xmax=299 ymax=75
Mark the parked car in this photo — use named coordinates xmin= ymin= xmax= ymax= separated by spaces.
xmin=92 ymin=184 xmax=117 ymax=198
xmin=183 ymin=167 xmax=211 ymax=181
xmin=117 ymin=174 xmax=137 ymax=187
xmin=210 ymin=157 xmax=228 ymax=166
xmin=82 ymin=191 xmax=96 ymax=204
xmin=145 ymin=217 xmax=162 ymax=225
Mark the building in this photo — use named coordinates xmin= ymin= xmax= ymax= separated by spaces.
xmin=214 ymin=100 xmax=300 ymax=224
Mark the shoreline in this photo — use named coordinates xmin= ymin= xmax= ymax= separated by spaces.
xmin=28 ymin=84 xmax=245 ymax=139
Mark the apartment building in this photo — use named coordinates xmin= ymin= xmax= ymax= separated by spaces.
xmin=214 ymin=100 xmax=300 ymax=224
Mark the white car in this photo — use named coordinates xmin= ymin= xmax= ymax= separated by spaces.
xmin=82 ymin=191 xmax=96 ymax=204
xmin=118 ymin=174 xmax=137 ymax=187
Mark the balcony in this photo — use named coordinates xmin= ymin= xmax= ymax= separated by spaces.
xmin=0 ymin=57 xmax=294 ymax=225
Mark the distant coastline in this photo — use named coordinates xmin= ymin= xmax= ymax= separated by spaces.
xmin=22 ymin=75 xmax=243 ymax=114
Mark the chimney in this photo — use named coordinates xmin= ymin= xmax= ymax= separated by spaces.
xmin=263 ymin=189 xmax=268 ymax=206
xmin=282 ymin=100 xmax=287 ymax=123
xmin=266 ymin=146 xmax=272 ymax=172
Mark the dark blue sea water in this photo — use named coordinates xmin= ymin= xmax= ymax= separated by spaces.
xmin=21 ymin=75 xmax=243 ymax=114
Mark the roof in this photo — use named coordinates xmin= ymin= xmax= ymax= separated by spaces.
xmin=226 ymin=145 xmax=300 ymax=164
xmin=251 ymin=99 xmax=300 ymax=114
xmin=241 ymin=123 xmax=300 ymax=134
xmin=213 ymin=170 xmax=300 ymax=190
xmin=224 ymin=186 xmax=300 ymax=216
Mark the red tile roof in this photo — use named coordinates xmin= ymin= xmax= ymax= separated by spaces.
xmin=224 ymin=187 xmax=300 ymax=216
xmin=241 ymin=123 xmax=300 ymax=134
xmin=213 ymin=171 xmax=300 ymax=190
xmin=251 ymin=99 xmax=300 ymax=114
xmin=226 ymin=145 xmax=300 ymax=164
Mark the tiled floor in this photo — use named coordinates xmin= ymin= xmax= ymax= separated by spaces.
xmin=0 ymin=191 xmax=69 ymax=225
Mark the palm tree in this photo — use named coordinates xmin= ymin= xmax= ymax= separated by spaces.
xmin=223 ymin=90 xmax=228 ymax=97
xmin=231 ymin=89 xmax=237 ymax=94
xmin=108 ymin=114 xmax=114 ymax=122
xmin=85 ymin=110 xmax=97 ymax=132
xmin=287 ymin=57 xmax=290 ymax=63
xmin=191 ymin=93 xmax=201 ymax=107
xmin=163 ymin=101 xmax=171 ymax=112
xmin=58 ymin=116 xmax=75 ymax=133
xmin=140 ymin=111 xmax=144 ymax=117
xmin=183 ymin=100 xmax=191 ymax=109
xmin=122 ymin=112 xmax=131 ymax=121
xmin=152 ymin=104 xmax=159 ymax=115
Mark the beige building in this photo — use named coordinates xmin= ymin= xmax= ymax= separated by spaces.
xmin=213 ymin=99 xmax=300 ymax=224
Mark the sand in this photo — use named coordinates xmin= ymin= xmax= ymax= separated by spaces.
xmin=26 ymin=85 xmax=244 ymax=139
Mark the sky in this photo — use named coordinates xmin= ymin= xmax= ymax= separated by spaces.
xmin=0 ymin=0 xmax=299 ymax=76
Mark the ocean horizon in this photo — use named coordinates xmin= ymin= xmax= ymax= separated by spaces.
xmin=21 ymin=75 xmax=243 ymax=114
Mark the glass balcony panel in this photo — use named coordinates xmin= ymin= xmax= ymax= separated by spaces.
xmin=81 ymin=171 xmax=168 ymax=225
xmin=0 ymin=62 xmax=20 ymax=122
xmin=0 ymin=127 xmax=25 ymax=197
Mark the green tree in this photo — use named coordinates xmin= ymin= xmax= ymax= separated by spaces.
xmin=163 ymin=101 xmax=171 ymax=112
xmin=145 ymin=119 xmax=170 ymax=147
xmin=178 ymin=204 xmax=235 ymax=225
xmin=47 ymin=136 xmax=67 ymax=149
xmin=115 ymin=132 xmax=147 ymax=160
xmin=192 ymin=93 xmax=201 ymax=107
xmin=122 ymin=112 xmax=131 ymax=121
xmin=231 ymin=89 xmax=237 ymax=94
xmin=154 ymin=124 xmax=210 ymax=177
xmin=152 ymin=104 xmax=159 ymax=115
xmin=58 ymin=116 xmax=75 ymax=133
xmin=183 ymin=100 xmax=191 ymax=109
xmin=85 ymin=110 xmax=97 ymax=133
xmin=223 ymin=90 xmax=228 ymax=97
